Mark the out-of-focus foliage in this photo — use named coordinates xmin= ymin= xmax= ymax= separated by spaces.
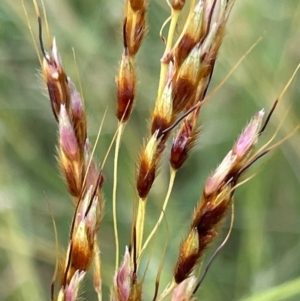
xmin=1 ymin=1 xmax=300 ymax=300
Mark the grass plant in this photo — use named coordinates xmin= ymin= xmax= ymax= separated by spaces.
xmin=1 ymin=1 xmax=300 ymax=301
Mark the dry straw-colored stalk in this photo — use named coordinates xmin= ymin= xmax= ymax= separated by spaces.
xmin=20 ymin=0 xmax=300 ymax=300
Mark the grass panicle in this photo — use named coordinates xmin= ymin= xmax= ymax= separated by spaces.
xmin=13 ymin=0 xmax=300 ymax=301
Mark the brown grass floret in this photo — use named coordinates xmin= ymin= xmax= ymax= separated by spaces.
xmin=116 ymin=49 xmax=136 ymax=122
xmin=125 ymin=0 xmax=148 ymax=57
xmin=170 ymin=106 xmax=201 ymax=170
xmin=136 ymin=131 xmax=162 ymax=199
xmin=42 ymin=38 xmax=70 ymax=121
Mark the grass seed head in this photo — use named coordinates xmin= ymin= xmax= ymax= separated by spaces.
xmin=173 ymin=43 xmax=202 ymax=113
xmin=170 ymin=108 xmax=200 ymax=170
xmin=174 ymin=187 xmax=231 ymax=283
xmin=174 ymin=228 xmax=200 ymax=283
xmin=233 ymin=110 xmax=265 ymax=159
xmin=137 ymin=131 xmax=161 ymax=199
xmin=111 ymin=247 xmax=132 ymax=301
xmin=42 ymin=38 xmax=70 ymax=121
xmin=125 ymin=3 xmax=147 ymax=56
xmin=173 ymin=1 xmax=204 ymax=67
xmin=63 ymin=187 xmax=99 ymax=284
xmin=116 ymin=52 xmax=136 ymax=122
xmin=152 ymin=80 xmax=174 ymax=134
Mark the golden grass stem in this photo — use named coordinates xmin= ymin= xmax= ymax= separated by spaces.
xmin=140 ymin=167 xmax=176 ymax=257
xmin=136 ymin=197 xmax=147 ymax=260
xmin=47 ymin=201 xmax=59 ymax=301
xmin=94 ymin=242 xmax=102 ymax=301
xmin=113 ymin=123 xmax=124 ymax=271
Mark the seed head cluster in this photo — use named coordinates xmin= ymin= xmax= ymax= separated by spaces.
xmin=28 ymin=0 xmax=289 ymax=300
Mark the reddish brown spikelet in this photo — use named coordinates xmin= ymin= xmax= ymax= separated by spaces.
xmin=151 ymin=80 xmax=174 ymax=136
xmin=42 ymin=38 xmax=70 ymax=121
xmin=177 ymin=106 xmax=269 ymax=285
xmin=172 ymin=43 xmax=203 ymax=113
xmin=172 ymin=78 xmax=197 ymax=114
xmin=173 ymin=2 xmax=205 ymax=67
xmin=174 ymin=228 xmax=200 ymax=283
xmin=136 ymin=132 xmax=161 ymax=199
xmin=129 ymin=0 xmax=146 ymax=12
xmin=116 ymin=51 xmax=136 ymax=122
xmin=170 ymin=107 xmax=200 ymax=170
xmin=171 ymin=0 xmax=186 ymax=11
xmin=174 ymin=144 xmax=237 ymax=284
xmin=125 ymin=2 xmax=147 ymax=57
xmin=174 ymin=187 xmax=231 ymax=283
xmin=192 ymin=189 xmax=231 ymax=240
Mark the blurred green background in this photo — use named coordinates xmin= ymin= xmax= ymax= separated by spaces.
xmin=1 ymin=0 xmax=300 ymax=300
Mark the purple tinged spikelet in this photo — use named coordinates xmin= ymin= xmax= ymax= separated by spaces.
xmin=61 ymin=270 xmax=86 ymax=301
xmin=233 ymin=110 xmax=265 ymax=158
xmin=59 ymin=104 xmax=79 ymax=160
xmin=111 ymin=247 xmax=132 ymax=301
xmin=69 ymin=81 xmax=84 ymax=120
xmin=205 ymin=150 xmax=237 ymax=195
xmin=75 ymin=186 xmax=98 ymax=237
xmin=171 ymin=276 xmax=196 ymax=301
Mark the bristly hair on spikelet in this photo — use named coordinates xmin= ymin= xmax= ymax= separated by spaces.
xmin=19 ymin=0 xmax=300 ymax=300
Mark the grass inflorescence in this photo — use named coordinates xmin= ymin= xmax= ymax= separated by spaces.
xmin=1 ymin=0 xmax=300 ymax=301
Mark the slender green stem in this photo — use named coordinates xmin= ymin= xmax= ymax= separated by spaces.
xmin=136 ymin=197 xmax=146 ymax=260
